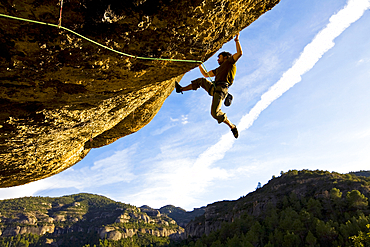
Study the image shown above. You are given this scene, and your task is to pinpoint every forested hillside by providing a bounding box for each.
[350,170,370,178]
[175,170,370,247]
[159,205,206,228]
[0,193,183,247]
[1,170,370,246]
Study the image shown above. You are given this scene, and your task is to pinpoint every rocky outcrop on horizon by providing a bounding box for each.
[0,0,280,188]
[0,193,184,243]
[159,204,206,228]
[184,170,370,239]
[1,170,369,246]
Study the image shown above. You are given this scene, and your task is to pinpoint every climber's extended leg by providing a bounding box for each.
[224,118,238,139]
[175,81,184,94]
[210,91,226,123]
[210,91,238,139]
[175,81,194,94]
[175,79,209,93]
[176,78,238,138]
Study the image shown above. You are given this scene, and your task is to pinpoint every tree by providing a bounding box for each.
[283,232,300,247]
[226,235,242,247]
[210,240,223,247]
[194,240,206,247]
[350,224,370,247]
[305,230,317,247]
[18,239,29,247]
[279,207,299,232]
[330,188,342,200]
[347,190,368,209]
[307,198,322,218]
[256,182,262,190]
[245,221,264,245]
[315,220,338,245]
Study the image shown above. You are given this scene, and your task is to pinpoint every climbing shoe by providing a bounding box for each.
[231,126,239,139]
[175,81,183,94]
[224,93,233,107]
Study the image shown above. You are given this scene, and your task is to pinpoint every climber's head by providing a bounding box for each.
[217,51,232,65]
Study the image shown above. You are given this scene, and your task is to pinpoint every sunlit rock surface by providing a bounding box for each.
[0,0,280,187]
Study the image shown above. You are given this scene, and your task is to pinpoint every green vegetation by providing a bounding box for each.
[0,233,41,247]
[350,170,370,178]
[0,232,170,247]
[0,193,182,247]
[159,206,205,227]
[1,170,370,246]
[170,169,370,247]
[82,234,170,247]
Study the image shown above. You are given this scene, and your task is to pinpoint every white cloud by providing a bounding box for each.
[181,115,189,125]
[123,155,231,209]
[0,146,137,199]
[115,133,233,209]
[170,117,180,122]
[2,0,369,211]
[357,58,370,65]
[0,179,51,200]
[149,0,370,206]
[124,0,370,209]
[151,115,189,136]
[238,0,370,132]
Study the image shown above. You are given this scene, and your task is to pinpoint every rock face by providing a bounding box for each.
[159,204,206,228]
[184,170,370,239]
[0,193,184,242]
[0,0,280,187]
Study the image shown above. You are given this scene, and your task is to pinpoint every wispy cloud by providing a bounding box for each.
[170,0,370,202]
[82,0,370,209]
[151,115,189,136]
[59,147,137,188]
[239,0,370,133]
[1,0,369,210]
[0,180,51,200]
[0,146,137,200]
[123,154,231,209]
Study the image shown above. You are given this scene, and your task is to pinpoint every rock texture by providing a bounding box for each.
[159,204,206,227]
[0,0,280,187]
[0,193,184,241]
[184,170,370,239]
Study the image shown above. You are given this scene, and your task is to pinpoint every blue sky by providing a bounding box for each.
[1,0,370,211]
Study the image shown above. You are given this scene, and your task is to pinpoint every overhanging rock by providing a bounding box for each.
[0,0,280,187]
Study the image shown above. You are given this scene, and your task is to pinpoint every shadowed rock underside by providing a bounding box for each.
[0,0,280,187]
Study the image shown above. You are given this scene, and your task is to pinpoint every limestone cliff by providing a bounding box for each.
[0,193,184,243]
[184,170,370,239]
[0,0,280,187]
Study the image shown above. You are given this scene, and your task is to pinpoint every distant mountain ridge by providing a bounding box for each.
[350,170,370,177]
[0,170,369,246]
[0,193,184,246]
[159,205,206,228]
[183,169,370,246]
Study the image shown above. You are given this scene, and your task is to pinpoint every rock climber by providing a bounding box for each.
[175,33,243,138]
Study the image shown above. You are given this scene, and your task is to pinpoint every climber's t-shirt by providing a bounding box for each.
[212,56,236,86]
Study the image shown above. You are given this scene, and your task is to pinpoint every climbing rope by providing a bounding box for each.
[0,13,215,83]
[0,13,203,63]
[58,0,64,28]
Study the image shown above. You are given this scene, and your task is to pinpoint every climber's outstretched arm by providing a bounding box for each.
[233,33,243,62]
[199,64,215,77]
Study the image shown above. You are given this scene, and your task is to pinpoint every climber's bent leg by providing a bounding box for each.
[176,78,211,93]
[191,78,213,94]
